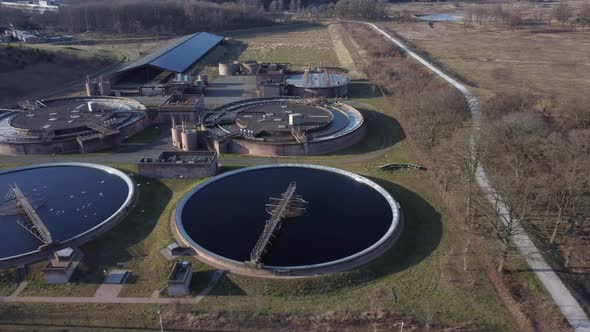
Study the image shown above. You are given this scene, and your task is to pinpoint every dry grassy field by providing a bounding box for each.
[227,24,340,69]
[384,1,590,101]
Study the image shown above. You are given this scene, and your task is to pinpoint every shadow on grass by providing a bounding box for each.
[327,108,405,156]
[121,125,161,145]
[73,177,172,284]
[186,270,247,296]
[259,178,442,296]
[219,165,246,173]
[347,81,383,99]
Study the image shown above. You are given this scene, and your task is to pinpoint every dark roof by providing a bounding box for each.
[116,32,223,74]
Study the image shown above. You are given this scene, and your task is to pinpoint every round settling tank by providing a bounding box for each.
[0,97,147,155]
[286,71,350,98]
[209,97,365,157]
[0,163,136,268]
[174,164,402,277]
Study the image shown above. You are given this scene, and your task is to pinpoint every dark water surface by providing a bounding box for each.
[0,166,129,259]
[180,167,394,266]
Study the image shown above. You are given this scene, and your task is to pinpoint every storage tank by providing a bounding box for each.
[242,61,259,75]
[218,61,240,76]
[181,129,198,151]
[171,126,182,149]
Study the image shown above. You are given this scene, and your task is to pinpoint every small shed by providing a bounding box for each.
[167,261,193,297]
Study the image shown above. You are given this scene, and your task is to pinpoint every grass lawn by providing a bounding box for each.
[0,270,17,296]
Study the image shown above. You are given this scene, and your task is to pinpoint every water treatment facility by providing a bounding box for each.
[0,97,148,155]
[172,164,402,278]
[1,7,582,330]
[202,97,365,156]
[0,163,136,269]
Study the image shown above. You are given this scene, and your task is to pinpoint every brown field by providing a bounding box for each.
[384,1,590,101]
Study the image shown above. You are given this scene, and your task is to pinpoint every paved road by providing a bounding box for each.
[359,21,589,332]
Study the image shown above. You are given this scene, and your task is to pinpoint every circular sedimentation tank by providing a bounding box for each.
[0,163,136,268]
[209,97,365,156]
[0,97,148,155]
[174,164,402,277]
[286,71,350,98]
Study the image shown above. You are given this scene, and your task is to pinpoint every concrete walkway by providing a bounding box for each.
[359,21,590,332]
[0,270,225,305]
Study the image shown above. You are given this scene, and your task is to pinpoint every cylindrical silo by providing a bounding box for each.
[181,130,198,151]
[171,126,182,149]
[218,61,240,76]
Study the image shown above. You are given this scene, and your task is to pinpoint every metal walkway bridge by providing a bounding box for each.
[250,182,307,265]
[6,184,53,245]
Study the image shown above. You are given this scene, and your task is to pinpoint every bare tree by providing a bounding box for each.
[542,133,588,244]
[553,1,573,26]
[475,111,546,273]
[439,128,487,270]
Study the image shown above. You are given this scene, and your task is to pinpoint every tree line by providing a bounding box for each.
[345,23,590,276]
[463,1,590,30]
[0,0,274,35]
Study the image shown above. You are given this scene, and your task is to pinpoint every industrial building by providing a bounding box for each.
[42,247,80,284]
[111,32,223,95]
[0,97,148,155]
[170,120,200,151]
[200,97,365,156]
[167,261,193,297]
[218,60,260,76]
[138,151,218,179]
[156,94,205,124]
[256,63,291,97]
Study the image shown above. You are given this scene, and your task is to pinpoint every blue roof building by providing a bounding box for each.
[112,32,224,87]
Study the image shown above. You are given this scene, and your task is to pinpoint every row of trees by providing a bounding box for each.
[462,2,590,30]
[0,0,274,35]
[346,23,590,274]
[474,94,590,269]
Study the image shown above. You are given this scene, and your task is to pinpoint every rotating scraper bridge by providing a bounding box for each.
[250,182,307,265]
[6,183,53,247]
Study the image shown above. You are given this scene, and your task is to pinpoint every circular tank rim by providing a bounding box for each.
[175,164,400,271]
[0,162,135,263]
[286,73,350,89]
[217,99,364,145]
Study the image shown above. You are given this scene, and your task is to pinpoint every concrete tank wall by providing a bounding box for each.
[219,62,240,76]
[242,61,259,75]
[286,84,348,98]
[224,121,366,157]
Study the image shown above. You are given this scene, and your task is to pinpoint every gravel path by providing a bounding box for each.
[360,21,589,332]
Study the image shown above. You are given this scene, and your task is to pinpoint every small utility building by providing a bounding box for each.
[111,32,224,91]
